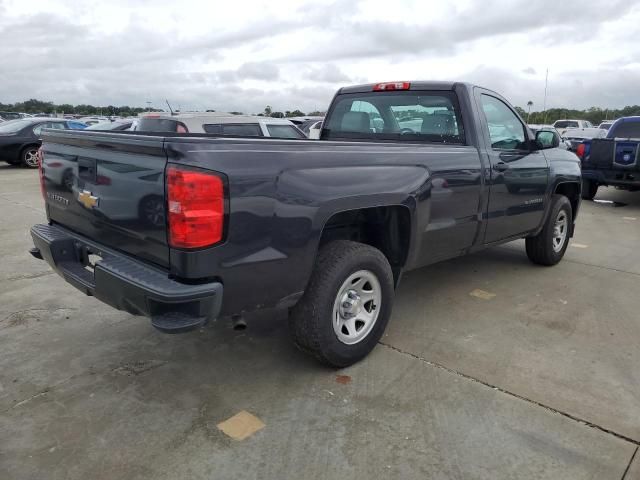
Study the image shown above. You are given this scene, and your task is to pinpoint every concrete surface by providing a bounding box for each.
[1,164,639,479]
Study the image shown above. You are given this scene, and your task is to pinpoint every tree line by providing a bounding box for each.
[4,98,637,124]
[0,99,325,118]
[514,104,640,126]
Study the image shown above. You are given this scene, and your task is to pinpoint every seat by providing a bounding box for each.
[421,114,454,136]
[341,112,371,133]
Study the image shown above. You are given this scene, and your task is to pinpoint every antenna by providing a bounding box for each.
[165,99,175,115]
[542,68,549,124]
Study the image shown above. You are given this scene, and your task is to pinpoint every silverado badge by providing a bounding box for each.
[78,190,99,209]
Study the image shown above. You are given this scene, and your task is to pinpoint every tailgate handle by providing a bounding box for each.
[78,157,97,182]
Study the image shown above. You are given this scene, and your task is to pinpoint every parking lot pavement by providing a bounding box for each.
[1,164,639,480]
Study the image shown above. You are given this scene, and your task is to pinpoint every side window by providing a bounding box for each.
[203,124,222,134]
[480,95,527,150]
[221,124,262,136]
[33,124,44,136]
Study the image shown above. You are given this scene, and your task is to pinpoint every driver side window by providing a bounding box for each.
[481,95,527,150]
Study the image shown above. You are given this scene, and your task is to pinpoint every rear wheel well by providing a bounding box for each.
[318,206,411,285]
[554,182,580,216]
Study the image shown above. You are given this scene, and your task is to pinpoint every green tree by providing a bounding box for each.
[270,111,284,118]
[264,105,272,116]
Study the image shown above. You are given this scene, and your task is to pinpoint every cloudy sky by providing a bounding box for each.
[1,0,639,113]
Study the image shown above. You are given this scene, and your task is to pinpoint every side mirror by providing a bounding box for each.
[535,130,559,149]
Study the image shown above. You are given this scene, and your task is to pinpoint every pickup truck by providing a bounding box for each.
[576,116,640,200]
[30,81,582,367]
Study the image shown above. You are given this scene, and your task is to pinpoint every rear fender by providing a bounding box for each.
[274,164,429,296]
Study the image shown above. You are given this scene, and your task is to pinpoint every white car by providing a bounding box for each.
[552,119,593,137]
[137,113,306,138]
[562,127,606,151]
[78,116,110,126]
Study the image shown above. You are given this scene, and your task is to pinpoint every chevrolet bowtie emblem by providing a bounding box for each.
[78,190,99,209]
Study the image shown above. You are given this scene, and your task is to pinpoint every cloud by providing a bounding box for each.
[302,64,352,83]
[1,0,639,112]
[237,62,280,80]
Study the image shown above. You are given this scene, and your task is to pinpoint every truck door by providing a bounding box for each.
[475,91,549,243]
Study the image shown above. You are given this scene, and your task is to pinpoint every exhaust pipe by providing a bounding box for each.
[231,314,247,331]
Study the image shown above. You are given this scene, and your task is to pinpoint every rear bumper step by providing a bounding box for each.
[30,224,223,333]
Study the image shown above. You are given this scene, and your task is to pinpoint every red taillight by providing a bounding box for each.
[48,161,63,168]
[576,143,586,159]
[373,82,410,91]
[167,166,225,249]
[37,148,45,200]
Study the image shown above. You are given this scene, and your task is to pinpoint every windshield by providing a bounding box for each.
[324,90,464,143]
[266,124,305,139]
[0,119,31,133]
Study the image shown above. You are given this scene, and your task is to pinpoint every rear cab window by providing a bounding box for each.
[324,90,465,144]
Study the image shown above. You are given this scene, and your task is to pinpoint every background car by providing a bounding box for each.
[297,119,324,137]
[0,118,82,167]
[529,126,572,150]
[552,119,593,137]
[598,121,614,131]
[136,113,306,138]
[562,127,606,151]
[86,120,134,131]
[0,111,23,121]
[78,116,110,126]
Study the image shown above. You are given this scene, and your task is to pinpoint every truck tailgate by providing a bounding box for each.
[40,131,169,268]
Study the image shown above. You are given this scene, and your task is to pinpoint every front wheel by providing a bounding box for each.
[526,195,572,266]
[289,240,395,368]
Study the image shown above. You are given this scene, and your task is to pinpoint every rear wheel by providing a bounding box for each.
[526,195,572,266]
[21,146,40,168]
[581,179,598,200]
[289,240,395,368]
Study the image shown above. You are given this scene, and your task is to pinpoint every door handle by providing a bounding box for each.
[494,162,510,172]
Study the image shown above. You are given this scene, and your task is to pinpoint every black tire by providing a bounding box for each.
[581,179,598,200]
[289,240,395,368]
[20,145,40,168]
[526,195,572,266]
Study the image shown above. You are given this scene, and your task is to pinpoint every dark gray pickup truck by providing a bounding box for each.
[31,81,581,367]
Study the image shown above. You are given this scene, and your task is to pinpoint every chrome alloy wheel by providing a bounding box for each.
[24,148,39,168]
[552,210,568,253]
[332,270,382,345]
